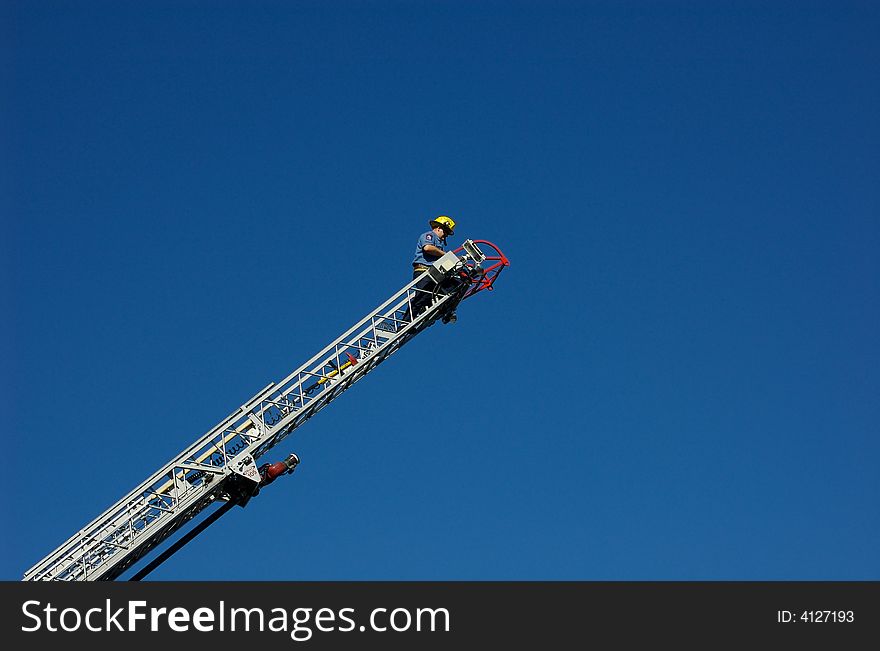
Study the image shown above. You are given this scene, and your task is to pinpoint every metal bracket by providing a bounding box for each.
[462,239,487,265]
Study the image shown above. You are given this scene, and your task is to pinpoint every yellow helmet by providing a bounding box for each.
[429,215,455,236]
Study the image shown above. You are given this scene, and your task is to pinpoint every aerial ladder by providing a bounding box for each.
[23,239,509,581]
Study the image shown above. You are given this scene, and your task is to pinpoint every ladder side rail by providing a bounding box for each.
[23,419,259,580]
[62,290,443,581]
[250,290,452,454]
[23,385,278,580]
[231,282,433,447]
[73,290,450,581]
[249,292,453,461]
[24,274,434,580]
[84,489,224,581]
[247,291,421,436]
[251,276,423,401]
[89,487,230,581]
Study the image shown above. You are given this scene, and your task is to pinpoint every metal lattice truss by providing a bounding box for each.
[23,240,508,581]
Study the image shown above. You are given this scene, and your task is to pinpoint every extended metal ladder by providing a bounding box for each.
[23,239,508,581]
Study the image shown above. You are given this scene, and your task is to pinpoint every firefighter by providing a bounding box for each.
[408,215,457,323]
[412,215,456,278]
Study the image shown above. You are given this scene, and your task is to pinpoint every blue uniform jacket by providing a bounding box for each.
[412,230,447,267]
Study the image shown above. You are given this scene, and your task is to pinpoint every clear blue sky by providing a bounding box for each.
[3,1,878,580]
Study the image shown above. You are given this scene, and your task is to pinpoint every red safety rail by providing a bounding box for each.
[453,240,510,300]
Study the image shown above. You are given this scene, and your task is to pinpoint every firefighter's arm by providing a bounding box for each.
[422,244,445,258]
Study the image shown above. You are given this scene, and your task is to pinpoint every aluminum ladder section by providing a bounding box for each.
[23,260,468,581]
